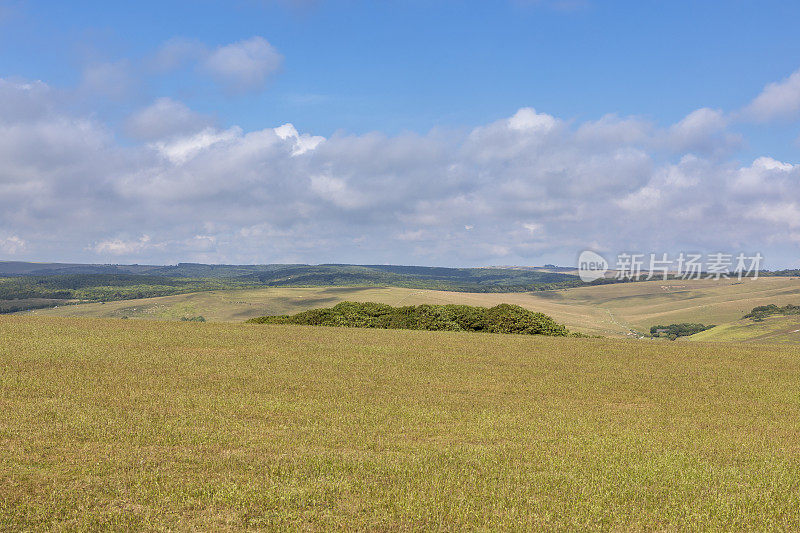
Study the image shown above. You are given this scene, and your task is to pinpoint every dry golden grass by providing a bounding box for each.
[2,316,800,530]
[580,277,800,332]
[689,314,800,343]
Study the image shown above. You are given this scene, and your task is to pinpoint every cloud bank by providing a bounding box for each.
[1,74,800,267]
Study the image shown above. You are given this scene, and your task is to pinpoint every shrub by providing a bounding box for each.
[649,323,715,339]
[486,304,568,336]
[248,301,570,337]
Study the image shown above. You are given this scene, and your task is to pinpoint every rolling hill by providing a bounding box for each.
[28,276,800,340]
[689,315,800,343]
[0,261,582,292]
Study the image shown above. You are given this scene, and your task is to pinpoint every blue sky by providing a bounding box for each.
[1,0,800,267]
[4,1,800,141]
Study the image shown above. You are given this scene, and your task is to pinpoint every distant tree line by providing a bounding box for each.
[248,301,582,337]
[0,275,251,313]
[0,275,245,301]
[0,298,64,313]
[762,269,800,277]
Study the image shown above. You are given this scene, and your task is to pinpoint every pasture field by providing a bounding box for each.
[2,316,800,530]
[564,277,800,334]
[689,315,800,343]
[27,276,800,340]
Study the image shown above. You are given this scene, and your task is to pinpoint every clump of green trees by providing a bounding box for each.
[248,301,575,336]
[649,323,715,340]
[743,304,800,321]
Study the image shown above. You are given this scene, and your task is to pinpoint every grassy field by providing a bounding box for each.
[564,277,800,334]
[689,315,800,343]
[27,277,800,340]
[3,316,800,529]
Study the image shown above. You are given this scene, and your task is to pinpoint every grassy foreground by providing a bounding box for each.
[2,317,800,530]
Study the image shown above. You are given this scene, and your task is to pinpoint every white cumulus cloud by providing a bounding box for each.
[93,235,156,256]
[743,68,800,122]
[201,37,283,93]
[153,127,241,164]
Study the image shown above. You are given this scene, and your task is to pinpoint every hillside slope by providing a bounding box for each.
[27,277,800,339]
[688,315,800,343]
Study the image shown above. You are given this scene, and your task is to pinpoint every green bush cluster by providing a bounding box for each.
[248,301,570,336]
[743,304,800,321]
[650,323,715,340]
